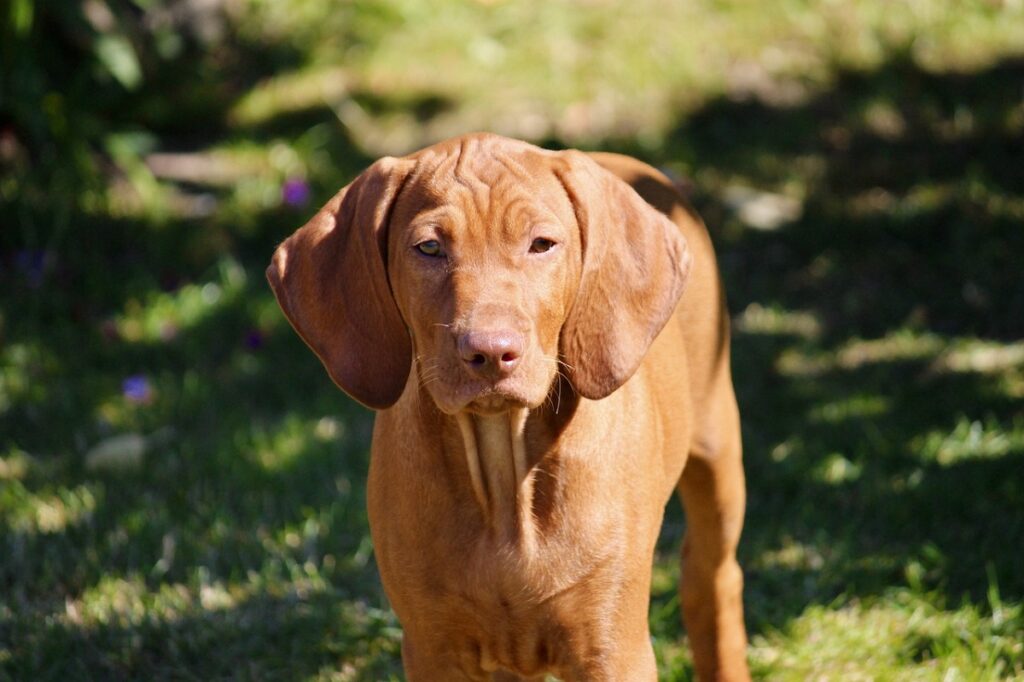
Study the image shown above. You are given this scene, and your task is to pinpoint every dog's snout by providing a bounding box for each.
[457,329,524,379]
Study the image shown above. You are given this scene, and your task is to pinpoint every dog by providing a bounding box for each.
[267,133,749,681]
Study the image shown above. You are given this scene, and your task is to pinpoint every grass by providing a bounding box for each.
[2,1,1024,679]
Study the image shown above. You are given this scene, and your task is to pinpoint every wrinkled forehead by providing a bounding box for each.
[391,139,575,232]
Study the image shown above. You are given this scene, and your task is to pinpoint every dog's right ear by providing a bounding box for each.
[555,151,692,400]
[266,157,416,410]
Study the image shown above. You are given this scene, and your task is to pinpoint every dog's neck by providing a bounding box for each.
[455,408,537,551]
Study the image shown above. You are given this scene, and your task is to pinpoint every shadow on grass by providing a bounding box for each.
[1,42,392,672]
[2,585,402,681]
[646,53,1024,649]
[1,271,394,678]
[675,53,1024,340]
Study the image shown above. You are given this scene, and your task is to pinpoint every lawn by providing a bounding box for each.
[2,1,1023,679]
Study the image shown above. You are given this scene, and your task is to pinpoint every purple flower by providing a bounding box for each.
[244,328,265,351]
[15,250,51,288]
[122,375,154,404]
[281,178,311,208]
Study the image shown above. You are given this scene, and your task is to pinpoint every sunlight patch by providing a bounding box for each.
[755,537,825,572]
[252,422,308,471]
[69,574,246,628]
[113,257,246,344]
[229,66,349,127]
[750,590,1024,680]
[722,186,804,231]
[0,449,31,481]
[735,303,821,339]
[930,340,1024,375]
[0,343,58,416]
[777,330,944,377]
[2,482,98,535]
[913,416,1024,467]
[814,452,863,485]
[836,333,944,370]
[250,415,344,472]
[808,394,890,424]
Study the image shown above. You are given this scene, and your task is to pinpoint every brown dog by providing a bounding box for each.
[267,133,749,681]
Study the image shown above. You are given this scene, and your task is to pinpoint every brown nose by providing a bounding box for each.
[458,329,524,380]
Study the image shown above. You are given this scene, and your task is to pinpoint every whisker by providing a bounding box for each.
[554,370,563,414]
[415,356,442,373]
[539,356,576,374]
[531,466,559,482]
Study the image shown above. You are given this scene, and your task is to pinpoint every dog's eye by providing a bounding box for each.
[529,238,555,254]
[416,240,443,257]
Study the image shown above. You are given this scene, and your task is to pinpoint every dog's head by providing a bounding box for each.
[267,133,691,414]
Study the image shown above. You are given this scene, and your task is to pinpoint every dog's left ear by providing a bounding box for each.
[555,152,692,400]
[266,157,416,409]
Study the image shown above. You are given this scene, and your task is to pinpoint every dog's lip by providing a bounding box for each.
[465,390,529,415]
[435,380,533,415]
[418,354,556,415]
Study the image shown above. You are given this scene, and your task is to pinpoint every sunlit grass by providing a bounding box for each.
[0,342,59,416]
[234,0,1024,154]
[248,414,348,472]
[114,257,248,343]
[913,416,1024,467]
[0,481,98,535]
[734,303,822,340]
[932,340,1024,376]
[808,394,890,425]
[229,66,350,127]
[777,329,947,377]
[750,589,1024,680]
[0,450,31,481]
[753,537,827,574]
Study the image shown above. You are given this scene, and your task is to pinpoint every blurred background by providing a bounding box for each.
[2,0,1023,679]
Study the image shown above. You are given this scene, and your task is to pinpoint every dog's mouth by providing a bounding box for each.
[425,373,541,416]
[415,347,559,416]
[465,389,530,416]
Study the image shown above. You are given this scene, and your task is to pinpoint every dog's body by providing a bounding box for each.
[268,134,749,680]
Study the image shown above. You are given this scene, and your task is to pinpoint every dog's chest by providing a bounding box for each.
[369,397,664,676]
[436,532,622,678]
[421,411,628,675]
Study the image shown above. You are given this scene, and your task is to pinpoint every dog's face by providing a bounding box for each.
[385,142,581,415]
[267,133,691,413]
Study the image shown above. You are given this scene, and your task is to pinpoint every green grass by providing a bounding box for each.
[3,1,1024,679]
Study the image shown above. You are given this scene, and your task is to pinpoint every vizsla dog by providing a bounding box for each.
[267,133,749,681]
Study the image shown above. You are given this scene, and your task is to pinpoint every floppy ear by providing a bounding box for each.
[266,157,415,409]
[555,152,692,400]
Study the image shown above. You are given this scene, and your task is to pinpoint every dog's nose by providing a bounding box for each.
[458,329,524,379]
